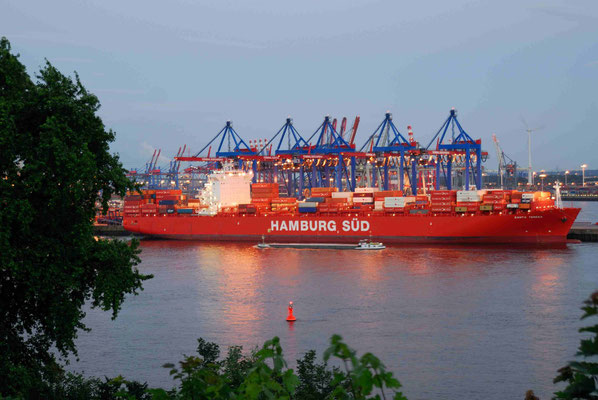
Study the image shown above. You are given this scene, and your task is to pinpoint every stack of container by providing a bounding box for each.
[413,195,430,208]
[251,197,272,212]
[310,187,338,198]
[251,183,279,200]
[298,201,318,213]
[330,191,353,205]
[373,190,402,210]
[430,190,455,213]
[508,191,526,209]
[123,194,144,216]
[482,190,510,211]
[456,190,482,212]
[158,197,177,214]
[511,191,522,201]
[140,203,158,214]
[238,204,257,214]
[187,198,202,211]
[220,205,238,215]
[383,196,413,212]
[271,198,297,213]
[155,189,182,202]
[353,188,374,209]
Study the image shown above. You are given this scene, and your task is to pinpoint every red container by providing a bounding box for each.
[374,190,403,198]
[327,198,348,204]
[353,192,374,198]
[430,201,452,206]
[456,202,480,206]
[252,198,272,204]
[141,204,158,213]
[431,207,452,212]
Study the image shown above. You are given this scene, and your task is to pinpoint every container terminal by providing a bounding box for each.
[94,109,593,242]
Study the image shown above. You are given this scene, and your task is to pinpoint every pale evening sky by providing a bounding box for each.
[2,0,597,171]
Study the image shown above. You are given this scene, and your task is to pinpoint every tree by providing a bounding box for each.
[554,291,598,399]
[149,335,407,400]
[0,37,151,398]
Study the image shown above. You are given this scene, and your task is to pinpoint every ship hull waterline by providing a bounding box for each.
[123,207,580,245]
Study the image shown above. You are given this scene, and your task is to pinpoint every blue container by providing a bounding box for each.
[306,197,325,203]
[177,208,194,214]
[298,207,317,213]
[159,200,177,205]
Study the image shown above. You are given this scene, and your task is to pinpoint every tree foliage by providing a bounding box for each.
[149,335,406,400]
[554,291,598,399]
[0,37,151,398]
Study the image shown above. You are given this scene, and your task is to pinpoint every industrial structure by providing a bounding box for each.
[131,109,491,197]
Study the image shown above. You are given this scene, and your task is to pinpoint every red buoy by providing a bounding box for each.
[286,301,296,322]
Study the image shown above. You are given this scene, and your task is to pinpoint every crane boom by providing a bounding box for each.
[492,133,505,188]
[349,116,360,145]
[340,117,347,138]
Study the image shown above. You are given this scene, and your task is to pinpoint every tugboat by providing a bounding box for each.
[354,239,386,250]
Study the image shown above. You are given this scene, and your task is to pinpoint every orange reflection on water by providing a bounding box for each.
[529,250,568,304]
[198,244,266,339]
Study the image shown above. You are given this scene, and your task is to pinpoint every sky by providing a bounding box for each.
[2,0,597,172]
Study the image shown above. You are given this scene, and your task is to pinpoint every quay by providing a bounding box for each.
[568,222,598,242]
[562,194,598,202]
[93,224,136,237]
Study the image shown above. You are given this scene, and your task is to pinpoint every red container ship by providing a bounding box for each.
[122,169,580,244]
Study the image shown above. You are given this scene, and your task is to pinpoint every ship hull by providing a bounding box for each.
[123,207,580,244]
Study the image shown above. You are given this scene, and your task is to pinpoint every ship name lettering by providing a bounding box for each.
[269,220,370,233]
[341,220,370,232]
[270,220,338,232]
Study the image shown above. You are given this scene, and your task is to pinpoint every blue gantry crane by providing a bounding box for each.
[194,120,257,158]
[303,115,356,191]
[426,108,482,190]
[361,112,419,193]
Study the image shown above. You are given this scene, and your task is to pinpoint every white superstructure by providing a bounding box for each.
[198,163,253,214]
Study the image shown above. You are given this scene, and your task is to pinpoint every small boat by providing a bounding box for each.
[255,239,385,250]
[354,239,386,250]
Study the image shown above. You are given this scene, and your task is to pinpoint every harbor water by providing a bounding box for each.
[72,202,598,400]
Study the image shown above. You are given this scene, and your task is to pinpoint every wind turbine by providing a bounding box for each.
[521,118,544,186]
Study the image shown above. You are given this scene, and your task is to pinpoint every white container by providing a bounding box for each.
[374,200,384,210]
[353,197,374,203]
[332,192,353,198]
[522,193,535,199]
[384,196,403,202]
[355,187,377,193]
[299,202,318,208]
[457,190,481,202]
[506,203,519,209]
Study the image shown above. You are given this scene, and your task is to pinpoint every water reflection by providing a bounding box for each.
[72,239,594,400]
